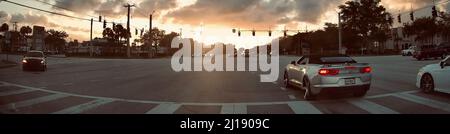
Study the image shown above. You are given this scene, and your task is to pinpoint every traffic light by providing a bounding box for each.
[432,6,438,18]
[141,28,144,36]
[103,20,107,29]
[268,31,272,37]
[284,30,287,37]
[135,28,138,35]
[397,14,402,23]
[410,12,414,21]
[112,22,116,28]
[252,30,256,36]
[232,29,236,33]
[238,31,241,37]
[99,16,102,22]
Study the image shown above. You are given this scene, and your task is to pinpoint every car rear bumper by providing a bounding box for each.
[313,84,371,95]
[310,74,372,95]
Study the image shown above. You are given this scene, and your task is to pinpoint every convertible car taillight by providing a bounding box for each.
[360,67,372,73]
[319,68,340,76]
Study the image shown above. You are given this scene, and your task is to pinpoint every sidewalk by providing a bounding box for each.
[0,60,18,69]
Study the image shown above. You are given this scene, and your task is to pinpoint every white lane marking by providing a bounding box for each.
[288,95,296,100]
[52,99,113,114]
[365,90,419,99]
[0,89,34,96]
[146,103,182,114]
[348,99,399,114]
[220,104,247,114]
[280,87,287,91]
[392,93,450,112]
[62,83,73,86]
[287,101,322,114]
[0,81,425,107]
[220,105,234,114]
[0,94,68,110]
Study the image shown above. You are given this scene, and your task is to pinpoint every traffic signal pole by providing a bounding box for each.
[90,18,93,57]
[338,12,343,54]
[124,4,135,58]
[149,13,153,58]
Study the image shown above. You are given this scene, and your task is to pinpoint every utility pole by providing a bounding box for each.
[13,22,18,31]
[90,18,93,57]
[148,10,154,58]
[338,12,343,54]
[124,4,135,58]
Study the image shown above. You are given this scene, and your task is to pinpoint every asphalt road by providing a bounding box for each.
[0,54,449,114]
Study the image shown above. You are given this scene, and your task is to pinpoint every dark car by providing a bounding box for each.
[22,51,47,71]
[413,45,446,61]
[438,42,450,57]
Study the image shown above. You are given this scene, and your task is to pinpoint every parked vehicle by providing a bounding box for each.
[417,56,450,94]
[402,46,416,56]
[413,45,446,60]
[284,54,372,100]
[437,42,450,57]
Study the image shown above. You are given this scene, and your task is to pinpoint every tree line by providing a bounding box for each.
[282,0,450,55]
[0,23,68,53]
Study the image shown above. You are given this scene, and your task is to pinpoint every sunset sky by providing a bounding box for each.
[0,0,448,48]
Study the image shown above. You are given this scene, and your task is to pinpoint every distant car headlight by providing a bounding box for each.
[22,59,27,63]
[41,60,45,64]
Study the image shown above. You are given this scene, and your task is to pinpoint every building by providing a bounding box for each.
[32,26,46,51]
[385,27,449,51]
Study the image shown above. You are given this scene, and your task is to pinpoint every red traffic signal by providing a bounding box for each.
[103,20,107,29]
[432,6,438,18]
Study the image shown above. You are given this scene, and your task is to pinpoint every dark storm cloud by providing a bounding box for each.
[53,0,102,13]
[165,0,292,28]
[95,0,127,17]
[134,0,178,18]
[165,0,347,28]
[293,0,344,23]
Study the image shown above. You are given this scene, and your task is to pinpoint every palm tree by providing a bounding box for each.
[403,17,438,45]
[19,26,32,37]
[0,23,8,32]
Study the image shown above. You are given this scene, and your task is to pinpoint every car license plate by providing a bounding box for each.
[345,78,356,85]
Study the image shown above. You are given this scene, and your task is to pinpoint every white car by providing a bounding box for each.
[416,56,450,93]
[402,46,416,56]
[284,54,372,100]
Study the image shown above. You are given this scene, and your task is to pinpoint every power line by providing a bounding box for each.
[2,0,91,21]
[394,0,450,16]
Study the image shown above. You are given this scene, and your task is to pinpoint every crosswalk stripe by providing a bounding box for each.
[52,99,114,114]
[348,99,399,114]
[0,94,68,110]
[146,103,182,114]
[220,104,247,114]
[0,89,34,96]
[287,101,322,114]
[393,93,450,112]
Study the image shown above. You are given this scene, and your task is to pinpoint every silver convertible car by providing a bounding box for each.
[284,54,372,100]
